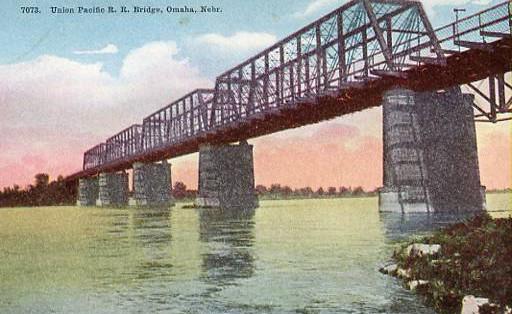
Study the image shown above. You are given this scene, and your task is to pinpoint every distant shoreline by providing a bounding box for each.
[0,189,510,209]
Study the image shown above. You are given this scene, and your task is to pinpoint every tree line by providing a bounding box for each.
[0,176,378,207]
[255,184,378,199]
[170,182,378,201]
[0,174,77,208]
[4,175,509,207]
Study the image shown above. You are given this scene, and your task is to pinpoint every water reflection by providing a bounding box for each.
[130,208,173,280]
[89,209,130,243]
[198,207,256,287]
[380,212,478,241]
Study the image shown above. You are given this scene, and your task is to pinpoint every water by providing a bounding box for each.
[0,195,510,313]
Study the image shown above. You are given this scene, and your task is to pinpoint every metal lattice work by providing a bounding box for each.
[213,0,444,123]
[141,89,215,151]
[75,0,512,175]
[437,1,512,122]
[435,2,512,54]
[83,143,107,170]
[105,124,143,163]
[465,74,512,123]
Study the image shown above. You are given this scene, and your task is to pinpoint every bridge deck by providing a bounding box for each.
[67,36,511,181]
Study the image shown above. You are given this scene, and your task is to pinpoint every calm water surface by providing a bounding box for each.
[0,194,510,313]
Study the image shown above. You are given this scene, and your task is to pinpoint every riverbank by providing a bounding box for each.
[382,214,512,313]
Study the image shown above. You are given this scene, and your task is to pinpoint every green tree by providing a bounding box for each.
[255,185,268,195]
[172,181,188,199]
[34,173,49,188]
[352,186,365,196]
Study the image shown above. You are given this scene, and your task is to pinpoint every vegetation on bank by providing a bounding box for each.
[390,214,512,313]
[0,177,380,207]
[0,174,77,207]
[486,188,512,194]
[168,183,378,203]
[255,184,377,199]
[1,174,511,207]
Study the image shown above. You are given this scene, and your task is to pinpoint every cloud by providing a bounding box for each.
[194,31,277,55]
[293,0,340,18]
[293,0,492,18]
[0,41,211,188]
[73,43,119,55]
[420,0,492,15]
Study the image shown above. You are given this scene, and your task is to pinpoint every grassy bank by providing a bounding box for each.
[390,214,512,313]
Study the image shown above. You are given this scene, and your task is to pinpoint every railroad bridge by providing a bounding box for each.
[68,0,512,213]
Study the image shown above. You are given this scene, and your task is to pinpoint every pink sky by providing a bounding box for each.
[1,110,510,191]
[0,45,510,191]
[171,116,512,191]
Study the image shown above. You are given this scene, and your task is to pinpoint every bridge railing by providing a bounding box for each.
[212,0,443,127]
[83,143,107,170]
[434,1,511,53]
[80,0,512,172]
[141,89,215,152]
[81,0,445,170]
[104,124,143,164]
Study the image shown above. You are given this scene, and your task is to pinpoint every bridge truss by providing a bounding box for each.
[75,0,512,178]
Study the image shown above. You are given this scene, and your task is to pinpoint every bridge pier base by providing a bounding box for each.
[133,161,174,207]
[195,141,258,209]
[78,177,98,206]
[379,87,485,214]
[98,172,129,207]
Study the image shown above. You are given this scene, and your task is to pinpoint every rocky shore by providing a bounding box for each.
[380,214,512,314]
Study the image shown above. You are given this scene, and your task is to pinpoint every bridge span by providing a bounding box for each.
[69,0,511,212]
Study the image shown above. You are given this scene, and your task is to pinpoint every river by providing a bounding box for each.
[0,194,510,313]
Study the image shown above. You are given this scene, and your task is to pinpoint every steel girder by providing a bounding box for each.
[83,143,107,171]
[80,0,512,172]
[141,89,215,152]
[434,1,511,54]
[443,2,512,122]
[105,124,143,163]
[213,0,444,122]
[82,89,215,170]
[466,74,512,123]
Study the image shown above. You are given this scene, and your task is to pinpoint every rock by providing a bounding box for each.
[461,295,490,314]
[396,267,411,279]
[379,263,398,275]
[405,243,441,257]
[408,280,429,291]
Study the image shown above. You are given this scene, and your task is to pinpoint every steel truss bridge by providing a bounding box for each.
[68,0,512,180]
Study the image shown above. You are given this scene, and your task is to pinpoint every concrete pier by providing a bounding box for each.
[133,161,174,207]
[78,177,98,206]
[98,172,129,207]
[379,87,485,213]
[196,141,258,209]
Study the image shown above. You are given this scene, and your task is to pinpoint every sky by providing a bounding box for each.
[0,0,510,191]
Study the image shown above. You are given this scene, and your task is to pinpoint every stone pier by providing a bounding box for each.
[379,87,485,213]
[196,141,258,209]
[98,172,129,207]
[78,177,98,206]
[133,161,174,207]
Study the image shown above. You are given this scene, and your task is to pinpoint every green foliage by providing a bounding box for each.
[0,173,77,207]
[393,214,512,313]
[172,181,197,200]
[256,184,377,200]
